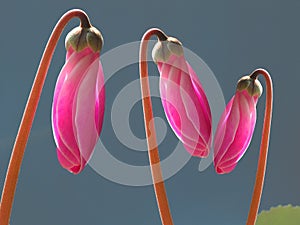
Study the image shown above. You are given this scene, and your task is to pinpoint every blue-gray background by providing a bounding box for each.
[0,0,299,224]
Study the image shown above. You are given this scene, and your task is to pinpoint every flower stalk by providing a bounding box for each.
[0,9,92,225]
[246,68,273,225]
[139,28,174,225]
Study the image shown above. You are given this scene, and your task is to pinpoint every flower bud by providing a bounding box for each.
[52,26,105,174]
[153,38,212,157]
[213,76,263,174]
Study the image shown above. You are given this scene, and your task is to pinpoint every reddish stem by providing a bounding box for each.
[0,9,91,225]
[139,28,174,225]
[246,68,273,225]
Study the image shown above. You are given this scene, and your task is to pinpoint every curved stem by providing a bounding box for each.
[246,68,273,225]
[139,28,174,225]
[0,9,91,225]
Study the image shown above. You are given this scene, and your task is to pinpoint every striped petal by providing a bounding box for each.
[158,55,212,157]
[213,89,258,174]
[52,47,105,174]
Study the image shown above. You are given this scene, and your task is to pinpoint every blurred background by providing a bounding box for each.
[0,0,299,224]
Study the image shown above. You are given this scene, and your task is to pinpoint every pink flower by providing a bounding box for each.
[213,76,262,174]
[52,27,105,174]
[153,38,212,157]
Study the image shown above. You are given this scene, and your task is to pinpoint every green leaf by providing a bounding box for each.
[256,205,300,225]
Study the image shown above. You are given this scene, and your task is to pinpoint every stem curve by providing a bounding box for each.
[246,68,273,225]
[139,28,174,225]
[0,9,91,225]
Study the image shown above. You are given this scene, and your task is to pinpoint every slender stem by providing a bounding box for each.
[246,68,273,225]
[0,9,91,225]
[139,28,174,225]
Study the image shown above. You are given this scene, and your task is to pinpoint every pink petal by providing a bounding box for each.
[52,47,104,174]
[158,55,212,157]
[52,49,95,165]
[57,149,80,173]
[214,90,258,174]
[187,63,212,126]
[73,59,104,171]
[94,61,105,135]
[56,53,97,157]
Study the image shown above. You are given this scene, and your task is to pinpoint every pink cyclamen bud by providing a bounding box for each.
[152,37,212,157]
[213,76,263,174]
[52,26,105,174]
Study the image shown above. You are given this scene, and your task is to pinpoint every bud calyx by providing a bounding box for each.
[152,37,184,63]
[237,76,263,97]
[65,26,103,52]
